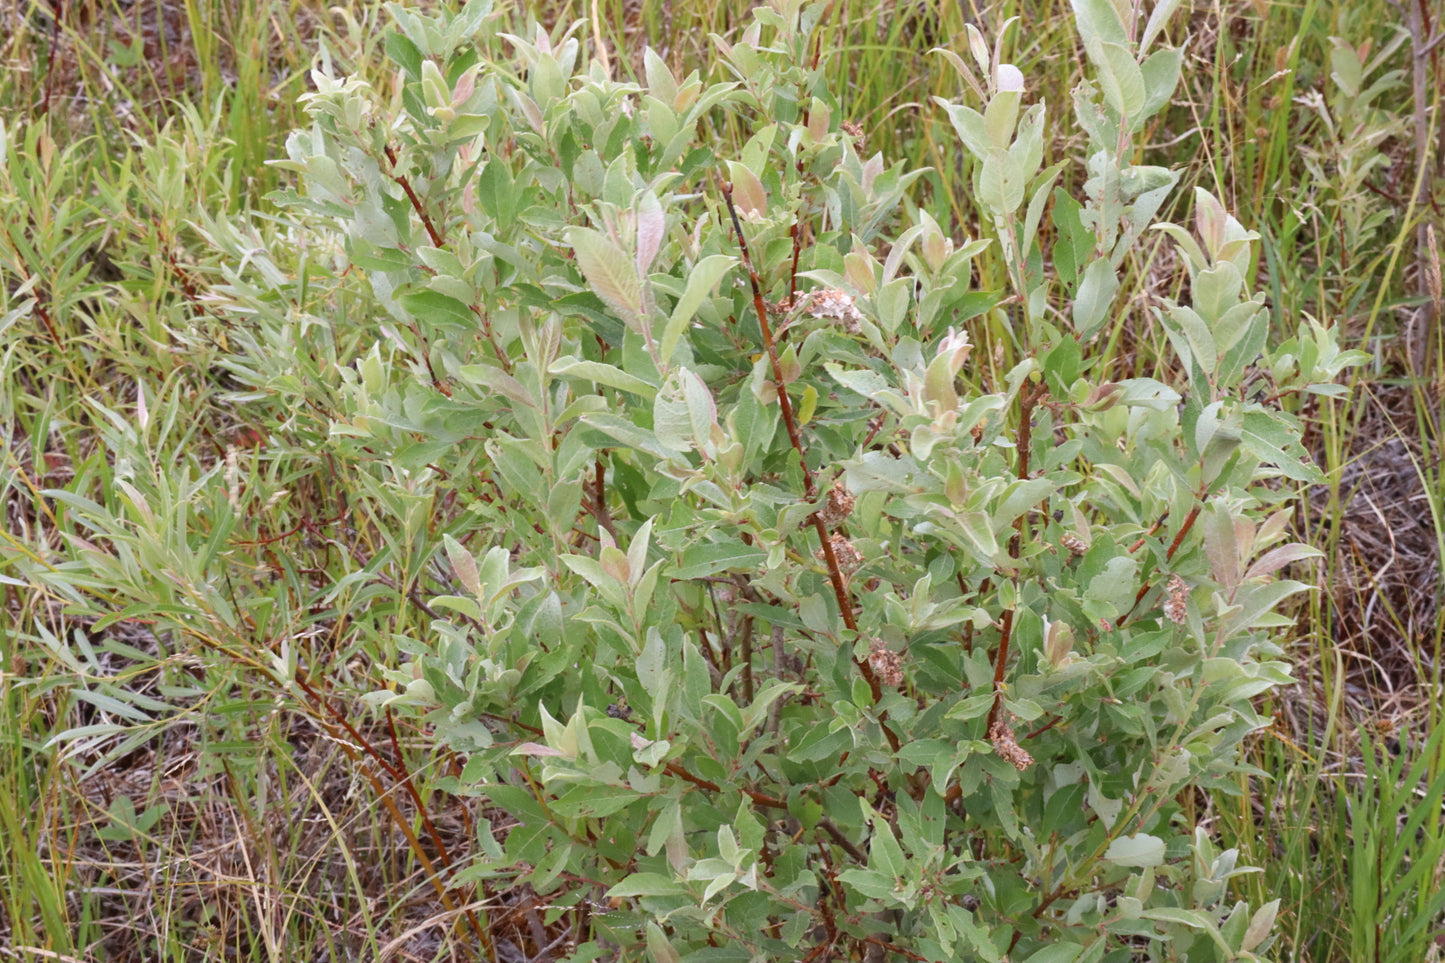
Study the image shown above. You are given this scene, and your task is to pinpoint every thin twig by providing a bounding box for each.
[721,182,817,500]
[988,383,1042,733]
[817,816,867,864]
[290,674,490,956]
[384,144,445,248]
[721,182,899,752]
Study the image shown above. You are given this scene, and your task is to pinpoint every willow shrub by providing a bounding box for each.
[206,0,1363,959]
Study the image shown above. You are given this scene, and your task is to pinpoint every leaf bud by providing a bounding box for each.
[1082,382,1122,411]
[935,326,973,377]
[1046,620,1076,666]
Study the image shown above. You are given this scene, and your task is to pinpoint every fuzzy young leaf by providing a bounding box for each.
[567,226,644,324]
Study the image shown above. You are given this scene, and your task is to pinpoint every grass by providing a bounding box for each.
[1,0,1442,959]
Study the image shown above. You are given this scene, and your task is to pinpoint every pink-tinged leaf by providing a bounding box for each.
[725,160,767,218]
[451,63,481,106]
[567,226,643,323]
[1256,507,1292,547]
[1194,187,1227,261]
[444,534,480,597]
[635,197,666,276]
[777,345,802,385]
[862,152,883,195]
[512,742,565,757]
[1233,514,1256,571]
[1201,506,1239,589]
[845,241,878,295]
[807,97,829,142]
[1242,899,1281,953]
[599,544,631,585]
[1244,543,1322,581]
[506,87,544,134]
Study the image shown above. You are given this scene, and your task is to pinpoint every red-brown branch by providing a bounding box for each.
[988,384,1043,733]
[722,182,899,752]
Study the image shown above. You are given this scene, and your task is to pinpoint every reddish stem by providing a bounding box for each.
[721,183,816,500]
[722,183,899,752]
[1118,495,1206,626]
[290,674,488,955]
[988,384,1042,732]
[384,144,445,248]
[1127,511,1170,553]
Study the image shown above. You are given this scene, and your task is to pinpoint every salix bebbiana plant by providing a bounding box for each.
[201,0,1364,958]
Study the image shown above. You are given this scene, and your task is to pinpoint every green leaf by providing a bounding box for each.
[398,289,474,328]
[1104,379,1178,413]
[673,543,767,579]
[645,922,681,963]
[953,510,1001,562]
[1140,906,1219,933]
[994,477,1058,531]
[1138,47,1183,123]
[661,254,735,363]
[979,147,1026,214]
[476,158,517,230]
[935,100,989,161]
[1240,408,1321,482]
[637,625,668,703]
[431,594,482,620]
[1023,163,1067,258]
[1242,898,1280,952]
[1092,41,1146,119]
[1086,555,1137,616]
[866,810,906,878]
[983,90,1021,149]
[385,29,424,79]
[951,904,1004,963]
[645,799,685,861]
[1072,257,1118,339]
[1139,0,1184,53]
[837,868,897,901]
[1193,262,1243,322]
[550,358,658,399]
[654,367,717,454]
[1218,579,1313,637]
[530,835,573,892]
[1104,833,1166,867]
[458,364,540,409]
[1162,303,1217,374]
[1071,0,1128,45]
[643,47,677,105]
[1022,944,1084,963]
